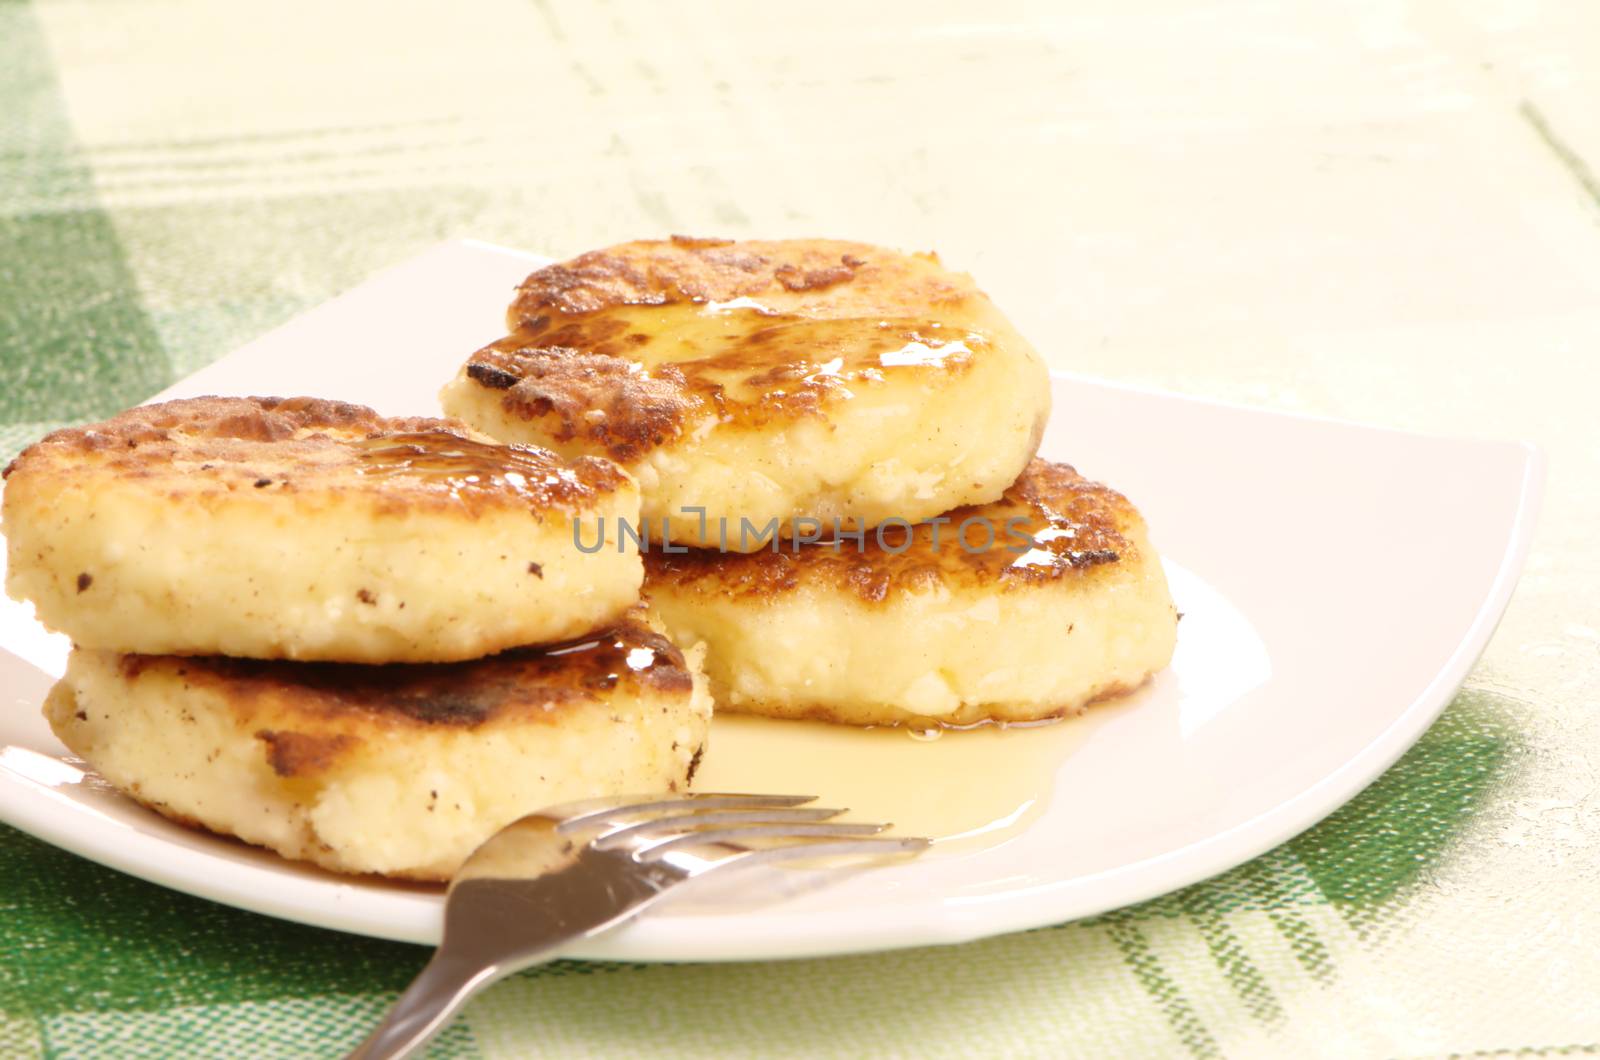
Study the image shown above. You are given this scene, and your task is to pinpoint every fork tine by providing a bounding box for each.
[555,793,817,830]
[635,820,892,859]
[590,807,848,849]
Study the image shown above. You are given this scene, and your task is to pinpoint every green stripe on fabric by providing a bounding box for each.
[1180,907,1286,1029]
[1289,689,1521,932]
[0,826,433,1016]
[1262,907,1337,987]
[1520,102,1600,214]
[1076,846,1324,942]
[0,0,169,428]
[1105,919,1221,1059]
[1233,857,1338,987]
[41,995,478,1059]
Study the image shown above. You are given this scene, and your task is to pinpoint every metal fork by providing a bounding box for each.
[347,793,928,1059]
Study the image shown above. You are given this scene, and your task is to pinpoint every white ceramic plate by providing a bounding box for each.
[0,241,1542,961]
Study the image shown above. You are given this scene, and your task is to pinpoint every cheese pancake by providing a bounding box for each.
[645,460,1178,727]
[440,237,1050,550]
[44,609,712,880]
[2,396,640,662]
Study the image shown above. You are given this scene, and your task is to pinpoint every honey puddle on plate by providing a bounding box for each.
[691,712,1104,853]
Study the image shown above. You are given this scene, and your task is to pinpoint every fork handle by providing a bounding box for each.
[346,953,507,1060]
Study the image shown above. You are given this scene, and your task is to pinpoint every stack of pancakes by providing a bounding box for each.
[443,237,1179,729]
[3,236,1178,880]
[2,398,711,879]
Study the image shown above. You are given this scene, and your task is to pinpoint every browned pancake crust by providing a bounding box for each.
[112,609,692,781]
[645,460,1140,604]
[3,396,629,516]
[460,237,996,463]
[507,236,964,319]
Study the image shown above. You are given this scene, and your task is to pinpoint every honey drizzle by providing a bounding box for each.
[691,709,1115,854]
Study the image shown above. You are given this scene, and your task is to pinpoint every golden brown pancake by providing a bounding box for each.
[2,396,642,662]
[45,608,712,880]
[645,460,1179,727]
[440,237,1051,550]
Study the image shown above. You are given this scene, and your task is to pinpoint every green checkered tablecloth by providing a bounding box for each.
[3,2,1597,1057]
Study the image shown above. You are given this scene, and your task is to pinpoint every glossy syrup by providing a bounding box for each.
[347,430,614,505]
[691,710,1113,854]
[351,431,559,481]
[490,300,991,417]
